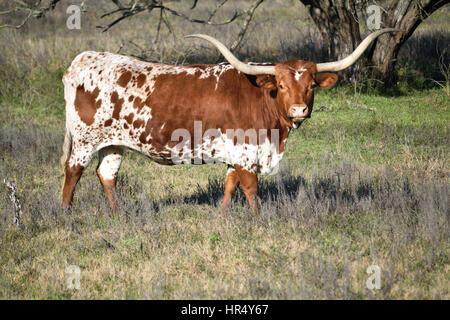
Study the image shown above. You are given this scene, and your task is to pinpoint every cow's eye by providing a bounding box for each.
[279,83,285,89]
[311,82,317,89]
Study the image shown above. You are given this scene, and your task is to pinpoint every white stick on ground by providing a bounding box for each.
[3,178,23,227]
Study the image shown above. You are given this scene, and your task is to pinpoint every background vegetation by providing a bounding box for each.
[0,0,448,299]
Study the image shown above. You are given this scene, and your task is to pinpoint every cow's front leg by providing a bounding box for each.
[221,166,240,214]
[235,165,259,213]
[97,146,123,212]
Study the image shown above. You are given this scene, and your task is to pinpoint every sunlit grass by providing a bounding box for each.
[0,1,448,300]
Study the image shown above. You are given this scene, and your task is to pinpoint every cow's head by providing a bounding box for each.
[186,29,399,128]
[254,61,337,128]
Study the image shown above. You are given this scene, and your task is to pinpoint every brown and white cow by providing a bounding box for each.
[61,29,398,213]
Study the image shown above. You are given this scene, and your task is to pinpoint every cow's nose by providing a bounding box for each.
[294,105,308,114]
[288,104,308,119]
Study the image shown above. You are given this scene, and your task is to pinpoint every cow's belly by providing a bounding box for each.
[75,113,284,174]
[157,133,284,175]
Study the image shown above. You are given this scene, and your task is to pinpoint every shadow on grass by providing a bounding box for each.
[147,168,393,211]
[180,174,307,206]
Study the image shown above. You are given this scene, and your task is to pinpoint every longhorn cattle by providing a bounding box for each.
[61,29,398,213]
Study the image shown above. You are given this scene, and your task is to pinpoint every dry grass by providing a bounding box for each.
[0,0,449,300]
[0,99,448,299]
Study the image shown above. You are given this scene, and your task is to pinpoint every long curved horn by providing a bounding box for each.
[185,34,276,75]
[316,28,401,72]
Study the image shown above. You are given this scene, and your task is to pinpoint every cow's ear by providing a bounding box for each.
[256,75,276,90]
[315,73,338,88]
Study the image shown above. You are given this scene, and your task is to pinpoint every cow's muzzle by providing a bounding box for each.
[287,104,310,123]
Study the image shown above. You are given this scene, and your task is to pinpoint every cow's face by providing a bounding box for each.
[258,61,337,128]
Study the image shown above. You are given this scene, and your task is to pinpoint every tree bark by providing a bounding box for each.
[300,0,449,87]
[301,0,364,81]
[368,0,449,87]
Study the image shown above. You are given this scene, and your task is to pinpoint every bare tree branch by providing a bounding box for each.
[161,6,175,41]
[206,0,229,23]
[0,0,265,55]
[230,0,265,52]
[0,9,33,29]
[0,9,18,15]
[162,5,238,25]
[153,7,164,44]
[98,0,240,32]
[0,0,268,55]
[0,0,63,29]
[190,0,199,10]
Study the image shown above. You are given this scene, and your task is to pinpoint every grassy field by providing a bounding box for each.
[0,1,449,299]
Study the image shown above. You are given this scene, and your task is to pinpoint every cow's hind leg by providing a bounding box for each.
[97,146,123,212]
[221,166,240,215]
[234,165,259,214]
[61,146,95,209]
[61,164,85,209]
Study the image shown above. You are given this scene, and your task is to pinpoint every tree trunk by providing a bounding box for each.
[301,0,363,81]
[368,0,449,87]
[300,0,449,87]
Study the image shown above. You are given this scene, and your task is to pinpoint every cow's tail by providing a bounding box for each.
[60,127,72,176]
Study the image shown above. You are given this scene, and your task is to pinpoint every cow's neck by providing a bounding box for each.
[260,88,291,154]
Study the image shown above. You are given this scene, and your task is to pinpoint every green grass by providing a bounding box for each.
[0,0,448,300]
[0,86,448,299]
[287,88,449,168]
